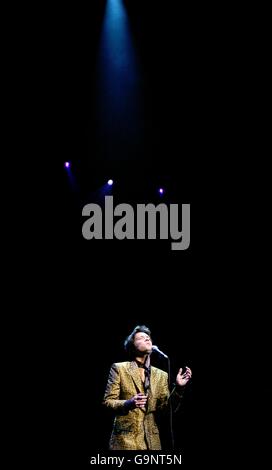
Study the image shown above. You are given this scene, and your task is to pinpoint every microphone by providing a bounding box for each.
[152,345,168,358]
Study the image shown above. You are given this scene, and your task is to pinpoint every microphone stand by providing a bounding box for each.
[153,346,175,450]
[167,356,175,451]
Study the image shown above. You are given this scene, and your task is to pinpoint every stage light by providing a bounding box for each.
[97,0,142,160]
[159,188,164,195]
[65,162,70,168]
[107,179,114,186]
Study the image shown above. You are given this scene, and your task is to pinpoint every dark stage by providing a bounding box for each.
[24,1,271,468]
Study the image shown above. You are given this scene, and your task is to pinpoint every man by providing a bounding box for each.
[103,325,192,450]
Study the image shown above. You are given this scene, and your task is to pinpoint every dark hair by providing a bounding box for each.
[124,325,151,358]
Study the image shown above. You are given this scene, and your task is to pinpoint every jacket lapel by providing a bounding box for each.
[145,366,156,413]
[128,361,143,393]
[149,366,156,397]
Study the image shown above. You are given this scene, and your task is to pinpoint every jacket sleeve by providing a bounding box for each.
[157,372,184,413]
[102,363,130,415]
[156,371,170,410]
[170,385,184,413]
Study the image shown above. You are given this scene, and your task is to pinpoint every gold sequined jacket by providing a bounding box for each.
[103,361,183,450]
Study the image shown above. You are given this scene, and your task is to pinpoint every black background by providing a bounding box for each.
[17,1,270,468]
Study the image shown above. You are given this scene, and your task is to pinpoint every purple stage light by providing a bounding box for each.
[65,162,70,168]
[108,179,114,186]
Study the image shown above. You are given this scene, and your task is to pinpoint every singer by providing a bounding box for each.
[102,325,192,450]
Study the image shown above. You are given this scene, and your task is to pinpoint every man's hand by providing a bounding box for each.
[176,367,192,387]
[126,393,148,410]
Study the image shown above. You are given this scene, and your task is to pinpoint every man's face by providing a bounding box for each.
[133,332,153,355]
